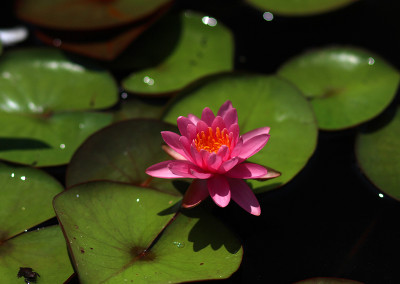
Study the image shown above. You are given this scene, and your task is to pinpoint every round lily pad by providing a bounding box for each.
[246,0,356,16]
[278,47,400,130]
[16,0,173,30]
[0,162,63,239]
[66,119,184,197]
[163,73,318,193]
[356,106,400,201]
[53,181,242,283]
[0,226,74,284]
[122,11,234,95]
[0,48,118,166]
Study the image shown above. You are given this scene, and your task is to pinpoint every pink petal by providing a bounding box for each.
[211,116,226,132]
[230,137,243,157]
[255,166,281,180]
[207,175,231,207]
[216,145,229,161]
[167,161,196,178]
[219,157,239,173]
[228,123,240,146]
[228,178,261,216]
[190,145,204,168]
[241,127,270,143]
[217,100,233,117]
[207,153,222,172]
[196,120,209,134]
[182,179,209,208]
[190,169,213,179]
[223,108,238,128]
[201,107,215,126]
[237,134,270,160]
[177,116,194,137]
[146,161,182,178]
[186,123,197,141]
[179,136,195,163]
[162,145,186,160]
[226,163,268,179]
[187,114,200,125]
[161,131,186,158]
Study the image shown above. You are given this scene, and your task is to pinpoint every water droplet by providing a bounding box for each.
[79,123,85,129]
[136,198,140,202]
[10,173,14,178]
[202,16,217,27]
[76,194,80,198]
[173,241,185,248]
[53,38,62,47]
[378,193,384,198]
[263,12,274,21]
[20,176,26,181]
[121,92,128,99]
[21,207,25,210]
[60,144,66,149]
[143,76,155,86]
[368,57,375,65]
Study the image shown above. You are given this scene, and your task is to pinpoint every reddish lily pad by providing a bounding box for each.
[163,73,318,193]
[0,48,117,166]
[278,47,399,130]
[122,11,234,95]
[246,0,357,16]
[16,0,173,31]
[66,119,183,196]
[34,5,169,61]
[356,106,400,201]
[53,181,243,283]
[0,226,74,284]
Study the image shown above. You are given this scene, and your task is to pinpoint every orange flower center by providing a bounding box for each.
[194,127,231,153]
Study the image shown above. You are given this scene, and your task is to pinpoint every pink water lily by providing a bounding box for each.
[146,101,278,216]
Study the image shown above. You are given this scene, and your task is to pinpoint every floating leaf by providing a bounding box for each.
[113,97,166,122]
[0,162,63,239]
[122,11,234,95]
[356,106,400,201]
[16,0,173,30]
[53,181,242,283]
[66,119,183,197]
[0,226,74,284]
[0,48,117,166]
[34,6,169,61]
[246,0,357,16]
[163,74,318,193]
[278,47,399,130]
[0,163,72,283]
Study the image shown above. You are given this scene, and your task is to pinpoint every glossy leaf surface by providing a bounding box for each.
[0,48,117,166]
[246,0,356,16]
[0,226,74,284]
[122,12,233,95]
[66,119,183,196]
[356,106,400,201]
[53,181,242,283]
[0,163,63,239]
[278,47,399,130]
[163,74,318,193]
[16,0,173,30]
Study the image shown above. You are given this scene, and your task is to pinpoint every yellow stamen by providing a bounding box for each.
[194,127,231,153]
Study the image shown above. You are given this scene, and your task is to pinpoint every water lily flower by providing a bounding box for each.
[146,101,278,216]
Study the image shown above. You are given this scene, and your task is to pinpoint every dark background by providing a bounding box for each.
[1,0,400,283]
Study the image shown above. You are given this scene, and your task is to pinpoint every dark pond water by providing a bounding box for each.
[1,0,400,283]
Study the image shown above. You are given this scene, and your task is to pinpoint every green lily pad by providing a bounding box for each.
[16,0,173,30]
[246,0,356,16]
[66,119,183,197]
[122,11,234,95]
[0,48,118,166]
[0,226,74,284]
[53,181,242,283]
[113,97,166,122]
[278,47,400,130]
[163,73,318,193]
[356,106,400,201]
[0,162,63,239]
